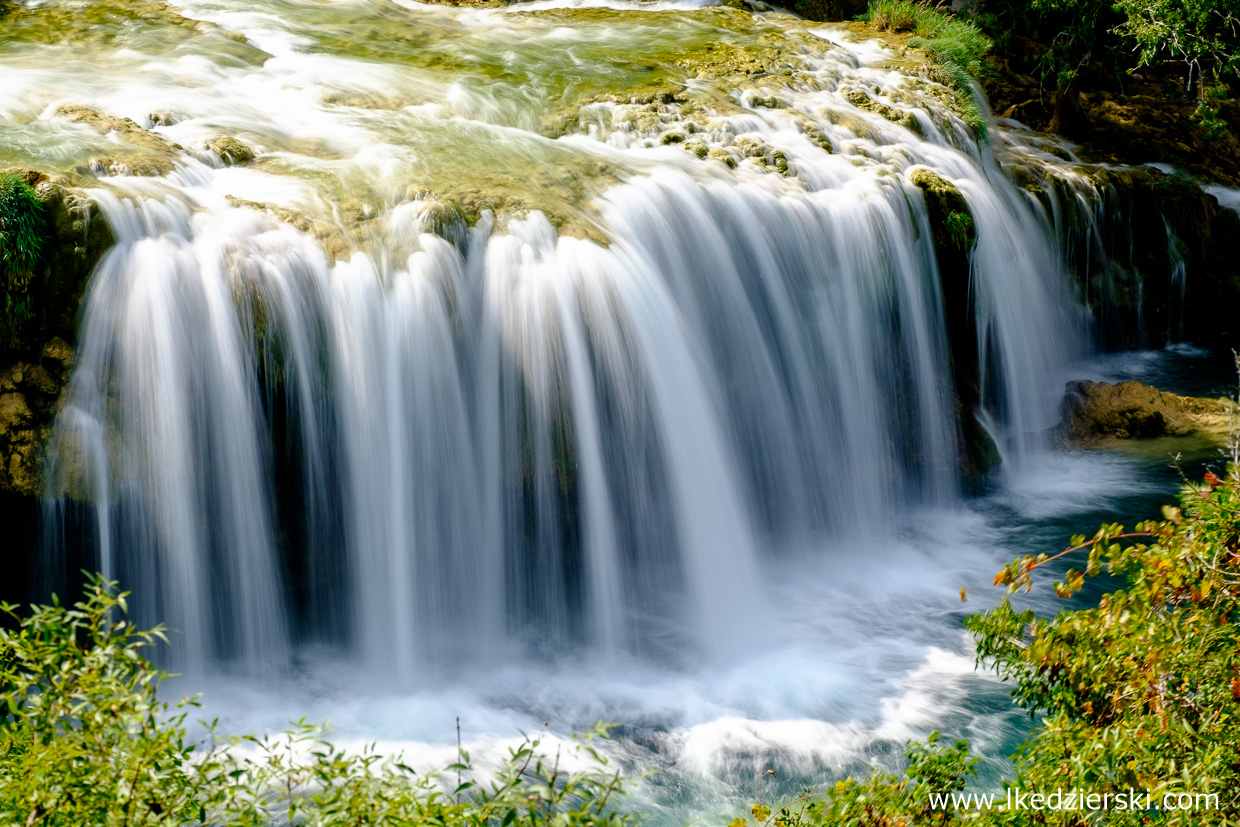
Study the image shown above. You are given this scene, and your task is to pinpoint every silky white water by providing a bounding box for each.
[0,0,1183,816]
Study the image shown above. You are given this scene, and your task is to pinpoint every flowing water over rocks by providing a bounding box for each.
[3,0,1238,818]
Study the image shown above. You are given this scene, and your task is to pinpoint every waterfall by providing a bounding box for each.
[26,0,1091,680]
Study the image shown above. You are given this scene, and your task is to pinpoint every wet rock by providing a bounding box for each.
[206,136,256,166]
[796,118,834,152]
[57,104,181,176]
[88,155,176,177]
[1059,380,1233,444]
[750,95,789,109]
[147,110,181,127]
[908,168,976,253]
[726,136,794,176]
[707,147,738,168]
[0,392,32,430]
[0,388,42,496]
[41,337,75,368]
[845,88,923,135]
[224,196,354,262]
[1032,164,1240,348]
[682,140,710,159]
[419,200,469,250]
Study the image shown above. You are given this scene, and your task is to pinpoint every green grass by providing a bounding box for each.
[860,0,992,138]
[0,172,42,278]
[0,172,44,345]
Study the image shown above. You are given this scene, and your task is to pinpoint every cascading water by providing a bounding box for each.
[2,0,1166,812]
[19,0,1085,665]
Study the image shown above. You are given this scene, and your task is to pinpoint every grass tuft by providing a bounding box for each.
[860,0,991,138]
[0,172,45,345]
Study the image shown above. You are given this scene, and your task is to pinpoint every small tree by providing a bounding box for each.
[0,577,208,827]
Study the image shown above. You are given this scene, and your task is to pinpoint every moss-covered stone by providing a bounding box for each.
[908,167,975,252]
[0,169,113,496]
[845,88,924,135]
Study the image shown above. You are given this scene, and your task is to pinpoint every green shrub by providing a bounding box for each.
[971,474,1240,824]
[0,577,207,826]
[0,577,644,827]
[971,0,1237,136]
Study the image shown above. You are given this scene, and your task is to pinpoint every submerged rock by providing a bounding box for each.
[1059,380,1233,445]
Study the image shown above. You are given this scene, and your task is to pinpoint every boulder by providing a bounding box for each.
[1059,380,1233,444]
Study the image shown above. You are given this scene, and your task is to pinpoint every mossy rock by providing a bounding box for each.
[908,167,975,252]
[56,105,182,177]
[0,169,114,496]
[1,169,114,350]
[845,89,924,135]
[419,200,470,250]
[1060,380,1233,446]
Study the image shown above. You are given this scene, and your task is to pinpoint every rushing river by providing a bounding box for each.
[3,0,1234,821]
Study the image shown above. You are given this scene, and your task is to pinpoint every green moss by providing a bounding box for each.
[797,119,835,152]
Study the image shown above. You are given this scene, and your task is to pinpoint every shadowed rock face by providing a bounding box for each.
[1059,380,1234,445]
[984,53,1240,188]
[0,169,113,496]
[1003,159,1240,350]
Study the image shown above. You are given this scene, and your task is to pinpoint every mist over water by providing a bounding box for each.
[2,0,1222,818]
